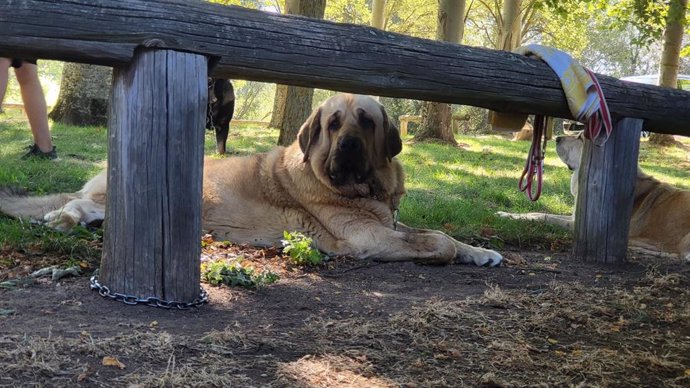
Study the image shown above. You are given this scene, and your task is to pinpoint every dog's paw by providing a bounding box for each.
[456,246,503,267]
[472,248,503,267]
[44,209,80,232]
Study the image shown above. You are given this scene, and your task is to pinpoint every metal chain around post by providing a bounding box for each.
[90,273,208,309]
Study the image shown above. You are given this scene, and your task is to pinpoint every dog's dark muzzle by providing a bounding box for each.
[328,136,370,185]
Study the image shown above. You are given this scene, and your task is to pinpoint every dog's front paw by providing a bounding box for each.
[496,211,516,219]
[44,209,80,232]
[457,246,503,267]
[473,248,503,267]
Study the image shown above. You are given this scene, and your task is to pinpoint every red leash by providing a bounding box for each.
[583,68,613,144]
[519,115,547,201]
[518,69,612,201]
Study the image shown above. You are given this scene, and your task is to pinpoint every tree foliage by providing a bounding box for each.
[325,0,370,24]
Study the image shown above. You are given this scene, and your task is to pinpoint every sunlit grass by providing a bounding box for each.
[397,134,577,247]
[638,137,690,189]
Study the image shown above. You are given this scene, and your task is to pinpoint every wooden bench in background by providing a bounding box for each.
[399,114,469,136]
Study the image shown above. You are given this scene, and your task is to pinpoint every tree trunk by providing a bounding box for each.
[268,0,298,130]
[277,86,314,145]
[272,0,326,145]
[269,84,287,128]
[649,0,687,146]
[414,0,465,144]
[49,62,111,126]
[499,0,522,51]
[490,0,523,135]
[372,0,386,29]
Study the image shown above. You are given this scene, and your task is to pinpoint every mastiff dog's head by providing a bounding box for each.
[298,94,403,191]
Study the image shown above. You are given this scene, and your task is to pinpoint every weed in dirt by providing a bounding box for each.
[201,258,279,288]
[281,231,326,266]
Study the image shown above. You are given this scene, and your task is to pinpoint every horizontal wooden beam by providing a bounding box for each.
[1,0,689,135]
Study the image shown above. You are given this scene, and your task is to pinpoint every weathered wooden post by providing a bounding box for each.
[99,47,207,305]
[573,118,643,263]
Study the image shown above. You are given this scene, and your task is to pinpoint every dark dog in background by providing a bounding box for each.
[206,78,235,155]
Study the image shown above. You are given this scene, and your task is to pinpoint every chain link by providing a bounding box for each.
[90,275,208,310]
[207,78,217,131]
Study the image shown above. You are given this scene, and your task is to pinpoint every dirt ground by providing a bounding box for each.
[1,239,689,387]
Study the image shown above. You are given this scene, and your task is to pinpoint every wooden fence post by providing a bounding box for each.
[100,48,207,303]
[573,117,643,264]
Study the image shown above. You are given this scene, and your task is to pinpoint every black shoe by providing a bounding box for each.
[22,144,58,160]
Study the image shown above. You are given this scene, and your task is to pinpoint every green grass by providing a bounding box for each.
[1,108,689,259]
[398,135,577,249]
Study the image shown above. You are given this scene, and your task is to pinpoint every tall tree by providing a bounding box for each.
[49,63,111,126]
[414,0,465,144]
[272,0,327,146]
[372,0,386,29]
[659,0,688,86]
[269,0,299,130]
[488,0,523,134]
[499,0,522,50]
[649,0,688,145]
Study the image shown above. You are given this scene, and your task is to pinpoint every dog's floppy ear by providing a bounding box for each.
[380,105,402,162]
[298,107,322,162]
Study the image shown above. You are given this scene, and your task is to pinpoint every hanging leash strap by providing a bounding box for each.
[502,45,615,201]
[581,68,613,145]
[518,68,612,202]
[518,115,547,201]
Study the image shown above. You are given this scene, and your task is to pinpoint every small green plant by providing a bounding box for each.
[281,231,325,266]
[201,259,279,288]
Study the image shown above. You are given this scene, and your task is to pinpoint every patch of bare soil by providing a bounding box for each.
[1,242,689,387]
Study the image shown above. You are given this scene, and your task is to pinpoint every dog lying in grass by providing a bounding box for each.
[498,133,690,261]
[0,94,503,267]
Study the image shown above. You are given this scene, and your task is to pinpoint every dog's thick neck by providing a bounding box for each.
[570,166,647,203]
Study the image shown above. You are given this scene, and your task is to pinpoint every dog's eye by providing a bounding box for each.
[328,115,340,131]
[359,115,375,130]
[357,109,375,130]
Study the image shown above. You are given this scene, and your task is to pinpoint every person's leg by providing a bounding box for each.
[0,58,11,112]
[14,61,53,153]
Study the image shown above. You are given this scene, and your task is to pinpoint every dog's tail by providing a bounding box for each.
[0,187,77,221]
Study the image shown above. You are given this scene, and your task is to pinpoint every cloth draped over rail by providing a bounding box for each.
[492,44,613,201]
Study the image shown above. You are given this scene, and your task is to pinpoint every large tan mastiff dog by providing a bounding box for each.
[0,94,502,266]
[498,133,690,261]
